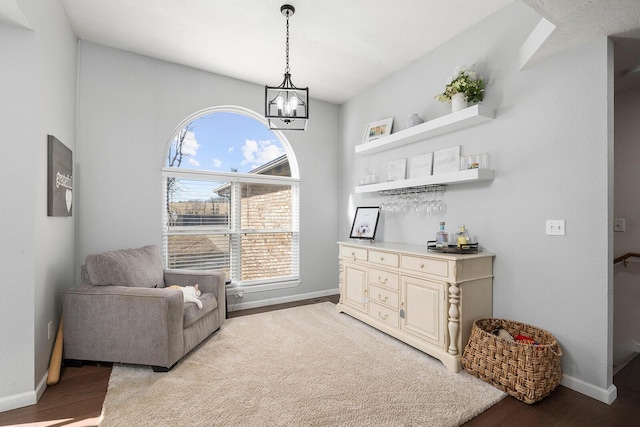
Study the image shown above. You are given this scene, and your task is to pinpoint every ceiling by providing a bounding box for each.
[48,1,640,102]
[522,0,640,93]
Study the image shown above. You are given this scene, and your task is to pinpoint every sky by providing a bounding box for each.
[168,111,286,173]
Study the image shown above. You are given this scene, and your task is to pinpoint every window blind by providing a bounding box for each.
[162,172,299,286]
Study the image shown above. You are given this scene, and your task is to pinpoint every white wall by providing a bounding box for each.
[613,85,640,366]
[0,20,37,412]
[0,0,77,412]
[340,2,614,402]
[76,42,340,309]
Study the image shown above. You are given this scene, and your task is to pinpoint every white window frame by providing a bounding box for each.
[161,107,300,292]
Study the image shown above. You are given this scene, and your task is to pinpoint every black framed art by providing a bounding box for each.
[349,207,380,240]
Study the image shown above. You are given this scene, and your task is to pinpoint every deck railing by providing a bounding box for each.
[614,253,640,268]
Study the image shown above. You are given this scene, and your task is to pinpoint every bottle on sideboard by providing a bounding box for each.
[455,224,470,248]
[435,221,449,248]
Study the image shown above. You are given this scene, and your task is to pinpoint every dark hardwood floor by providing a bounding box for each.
[1,296,638,427]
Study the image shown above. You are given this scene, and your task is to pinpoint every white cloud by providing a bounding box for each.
[241,139,258,161]
[212,158,222,168]
[241,139,285,169]
[228,146,234,154]
[180,130,200,157]
[188,158,200,167]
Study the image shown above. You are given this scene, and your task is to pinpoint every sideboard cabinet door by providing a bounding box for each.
[342,262,368,313]
[401,275,446,349]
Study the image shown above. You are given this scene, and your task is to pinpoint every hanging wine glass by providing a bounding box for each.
[427,189,438,216]
[420,190,431,215]
[435,188,447,216]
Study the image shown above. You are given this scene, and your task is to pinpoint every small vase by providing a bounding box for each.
[451,93,468,112]
[406,114,424,128]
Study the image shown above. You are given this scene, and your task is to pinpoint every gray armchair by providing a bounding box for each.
[62,245,225,371]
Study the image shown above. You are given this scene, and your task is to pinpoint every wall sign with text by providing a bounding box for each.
[47,135,73,217]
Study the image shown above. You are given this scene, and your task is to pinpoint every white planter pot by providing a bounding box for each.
[451,92,468,112]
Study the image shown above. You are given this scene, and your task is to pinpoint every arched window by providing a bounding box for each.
[162,106,300,288]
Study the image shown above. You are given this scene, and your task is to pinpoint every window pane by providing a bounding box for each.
[240,183,291,230]
[166,112,291,177]
[167,234,231,275]
[241,233,294,281]
[167,178,230,230]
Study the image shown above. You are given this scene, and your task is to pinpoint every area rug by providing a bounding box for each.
[100,302,505,426]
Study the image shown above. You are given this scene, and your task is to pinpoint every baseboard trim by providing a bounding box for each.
[560,374,618,404]
[228,288,339,312]
[0,389,37,414]
[613,341,640,374]
[0,372,48,413]
[36,372,47,402]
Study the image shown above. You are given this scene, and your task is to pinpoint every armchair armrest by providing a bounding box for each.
[163,269,226,321]
[63,285,184,368]
[163,269,225,296]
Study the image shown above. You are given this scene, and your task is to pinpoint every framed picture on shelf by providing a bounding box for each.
[363,117,393,142]
[387,158,407,181]
[410,152,433,178]
[349,207,380,240]
[433,145,461,175]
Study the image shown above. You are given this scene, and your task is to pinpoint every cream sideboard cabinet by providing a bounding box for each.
[337,241,494,373]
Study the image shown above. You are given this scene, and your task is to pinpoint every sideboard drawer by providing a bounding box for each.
[401,255,449,277]
[369,250,399,268]
[369,268,399,290]
[340,246,368,261]
[369,284,399,309]
[369,301,400,329]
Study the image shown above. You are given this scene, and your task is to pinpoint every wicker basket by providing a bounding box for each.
[462,318,563,404]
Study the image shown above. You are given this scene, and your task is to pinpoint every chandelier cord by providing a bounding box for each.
[285,12,290,74]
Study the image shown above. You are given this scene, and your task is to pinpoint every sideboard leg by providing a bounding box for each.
[448,282,460,355]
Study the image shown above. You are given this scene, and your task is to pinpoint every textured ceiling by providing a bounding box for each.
[60,0,514,104]
[32,0,640,102]
[520,0,640,91]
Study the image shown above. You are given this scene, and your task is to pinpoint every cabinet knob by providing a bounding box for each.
[380,256,384,261]
[351,252,356,261]
[378,276,388,284]
[378,294,388,303]
[378,312,388,321]
[419,263,425,268]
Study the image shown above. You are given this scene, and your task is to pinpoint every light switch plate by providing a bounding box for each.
[546,220,565,236]
[614,218,626,232]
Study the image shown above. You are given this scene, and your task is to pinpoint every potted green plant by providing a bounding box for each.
[435,65,486,112]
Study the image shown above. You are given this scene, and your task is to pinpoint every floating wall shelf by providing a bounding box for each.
[354,168,495,194]
[355,104,495,155]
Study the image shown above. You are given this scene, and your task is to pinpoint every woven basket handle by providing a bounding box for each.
[549,344,562,357]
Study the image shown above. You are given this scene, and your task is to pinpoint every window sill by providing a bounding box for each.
[226,279,302,295]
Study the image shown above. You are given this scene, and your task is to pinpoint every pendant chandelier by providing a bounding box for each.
[265,4,309,131]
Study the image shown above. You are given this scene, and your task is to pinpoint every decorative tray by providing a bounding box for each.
[426,241,479,254]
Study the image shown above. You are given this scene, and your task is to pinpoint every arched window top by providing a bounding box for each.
[161,106,300,288]
[165,106,299,179]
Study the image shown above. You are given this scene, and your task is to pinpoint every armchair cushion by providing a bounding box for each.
[86,245,164,288]
[182,292,219,328]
